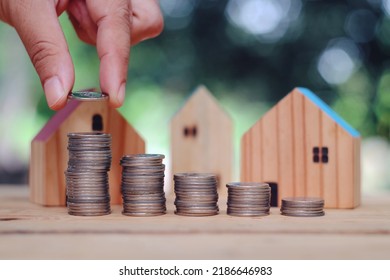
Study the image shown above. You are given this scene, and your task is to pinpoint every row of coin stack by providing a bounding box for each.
[65,132,324,217]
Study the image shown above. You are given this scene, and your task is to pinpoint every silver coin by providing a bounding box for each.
[175,175,216,179]
[281,211,325,217]
[227,210,270,217]
[227,182,270,188]
[281,206,324,211]
[282,197,324,205]
[122,212,166,217]
[174,211,218,217]
[68,132,110,138]
[68,90,108,101]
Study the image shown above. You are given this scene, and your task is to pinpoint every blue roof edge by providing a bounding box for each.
[297,87,360,138]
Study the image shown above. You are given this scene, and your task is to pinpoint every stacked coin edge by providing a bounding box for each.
[174,173,219,216]
[65,132,112,216]
[280,197,325,217]
[226,182,271,217]
[120,154,166,216]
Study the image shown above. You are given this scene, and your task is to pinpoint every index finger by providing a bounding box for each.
[86,0,131,108]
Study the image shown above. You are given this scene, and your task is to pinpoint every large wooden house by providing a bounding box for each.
[30,99,145,206]
[241,87,361,208]
[171,85,233,194]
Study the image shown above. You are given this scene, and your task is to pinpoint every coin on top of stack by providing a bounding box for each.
[280,197,325,217]
[226,182,271,217]
[120,154,166,216]
[65,132,112,216]
[174,173,219,216]
[68,90,108,101]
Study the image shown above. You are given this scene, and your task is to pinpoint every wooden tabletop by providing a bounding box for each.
[0,185,389,260]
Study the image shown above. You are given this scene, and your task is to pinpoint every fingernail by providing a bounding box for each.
[117,83,126,105]
[44,76,65,109]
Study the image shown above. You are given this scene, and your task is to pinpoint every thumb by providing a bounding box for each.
[10,1,74,110]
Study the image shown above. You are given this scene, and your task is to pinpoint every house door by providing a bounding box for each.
[267,182,278,207]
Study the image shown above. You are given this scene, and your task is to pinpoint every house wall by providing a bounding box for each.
[171,87,233,195]
[241,88,360,208]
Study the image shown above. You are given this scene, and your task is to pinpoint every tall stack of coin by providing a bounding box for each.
[120,154,166,216]
[226,182,271,217]
[280,197,325,217]
[65,132,112,216]
[174,173,219,216]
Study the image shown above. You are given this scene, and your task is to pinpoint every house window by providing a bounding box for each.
[313,147,320,163]
[312,146,329,163]
[183,125,197,138]
[92,114,103,131]
[321,147,329,163]
[184,127,190,137]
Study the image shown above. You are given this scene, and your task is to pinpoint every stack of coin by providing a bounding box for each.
[280,197,325,217]
[120,154,166,216]
[65,132,112,216]
[174,173,219,216]
[226,182,271,217]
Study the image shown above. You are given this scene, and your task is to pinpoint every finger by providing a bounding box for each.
[86,0,131,108]
[131,0,164,45]
[66,0,163,47]
[10,0,74,110]
[67,0,97,45]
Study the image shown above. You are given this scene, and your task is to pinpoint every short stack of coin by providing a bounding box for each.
[120,154,166,216]
[174,173,219,216]
[226,182,271,217]
[65,132,112,216]
[280,197,325,217]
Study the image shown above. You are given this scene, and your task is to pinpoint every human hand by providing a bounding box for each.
[0,0,163,110]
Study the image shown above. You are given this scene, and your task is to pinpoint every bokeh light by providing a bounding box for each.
[382,0,390,17]
[225,0,302,42]
[362,137,390,193]
[317,38,361,85]
[345,9,377,43]
[160,0,196,30]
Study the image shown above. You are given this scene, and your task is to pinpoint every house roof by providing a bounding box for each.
[171,85,232,120]
[298,87,360,138]
[33,100,80,141]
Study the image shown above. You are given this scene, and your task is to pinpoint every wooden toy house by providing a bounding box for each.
[241,87,361,208]
[30,99,145,206]
[171,85,233,194]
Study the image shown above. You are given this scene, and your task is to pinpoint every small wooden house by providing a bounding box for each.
[241,87,360,208]
[171,85,233,194]
[30,99,145,206]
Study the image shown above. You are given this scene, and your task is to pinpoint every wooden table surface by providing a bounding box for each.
[0,185,389,260]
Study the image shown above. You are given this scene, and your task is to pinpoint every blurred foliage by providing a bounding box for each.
[1,0,390,184]
[27,0,390,142]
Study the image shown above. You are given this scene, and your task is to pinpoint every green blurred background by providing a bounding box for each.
[0,0,389,192]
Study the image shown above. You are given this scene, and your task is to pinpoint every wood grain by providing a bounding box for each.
[277,93,294,202]
[336,127,360,208]
[321,113,338,208]
[303,96,322,198]
[0,186,389,259]
[261,107,279,183]
[291,90,306,197]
